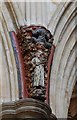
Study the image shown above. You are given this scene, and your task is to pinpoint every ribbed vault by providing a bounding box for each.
[48,2,76,118]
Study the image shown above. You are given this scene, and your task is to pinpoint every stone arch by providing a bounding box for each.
[0,1,76,118]
[0,2,26,103]
[48,2,76,118]
[0,1,57,103]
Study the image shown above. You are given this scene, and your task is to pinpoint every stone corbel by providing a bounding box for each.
[16,25,54,103]
[1,98,57,119]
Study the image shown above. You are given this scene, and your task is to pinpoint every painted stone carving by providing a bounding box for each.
[32,28,52,49]
[31,56,44,87]
[17,25,53,102]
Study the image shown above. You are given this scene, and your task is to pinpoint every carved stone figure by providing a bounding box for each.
[32,28,52,49]
[17,25,53,102]
[31,56,44,87]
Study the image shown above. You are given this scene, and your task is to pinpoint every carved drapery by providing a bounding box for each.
[16,25,54,102]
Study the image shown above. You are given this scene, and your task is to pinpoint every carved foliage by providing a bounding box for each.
[17,25,53,102]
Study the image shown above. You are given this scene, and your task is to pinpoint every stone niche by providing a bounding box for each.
[1,98,57,120]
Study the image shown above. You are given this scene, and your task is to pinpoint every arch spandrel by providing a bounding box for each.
[0,1,76,119]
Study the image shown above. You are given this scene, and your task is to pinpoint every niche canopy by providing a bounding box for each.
[17,25,54,102]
